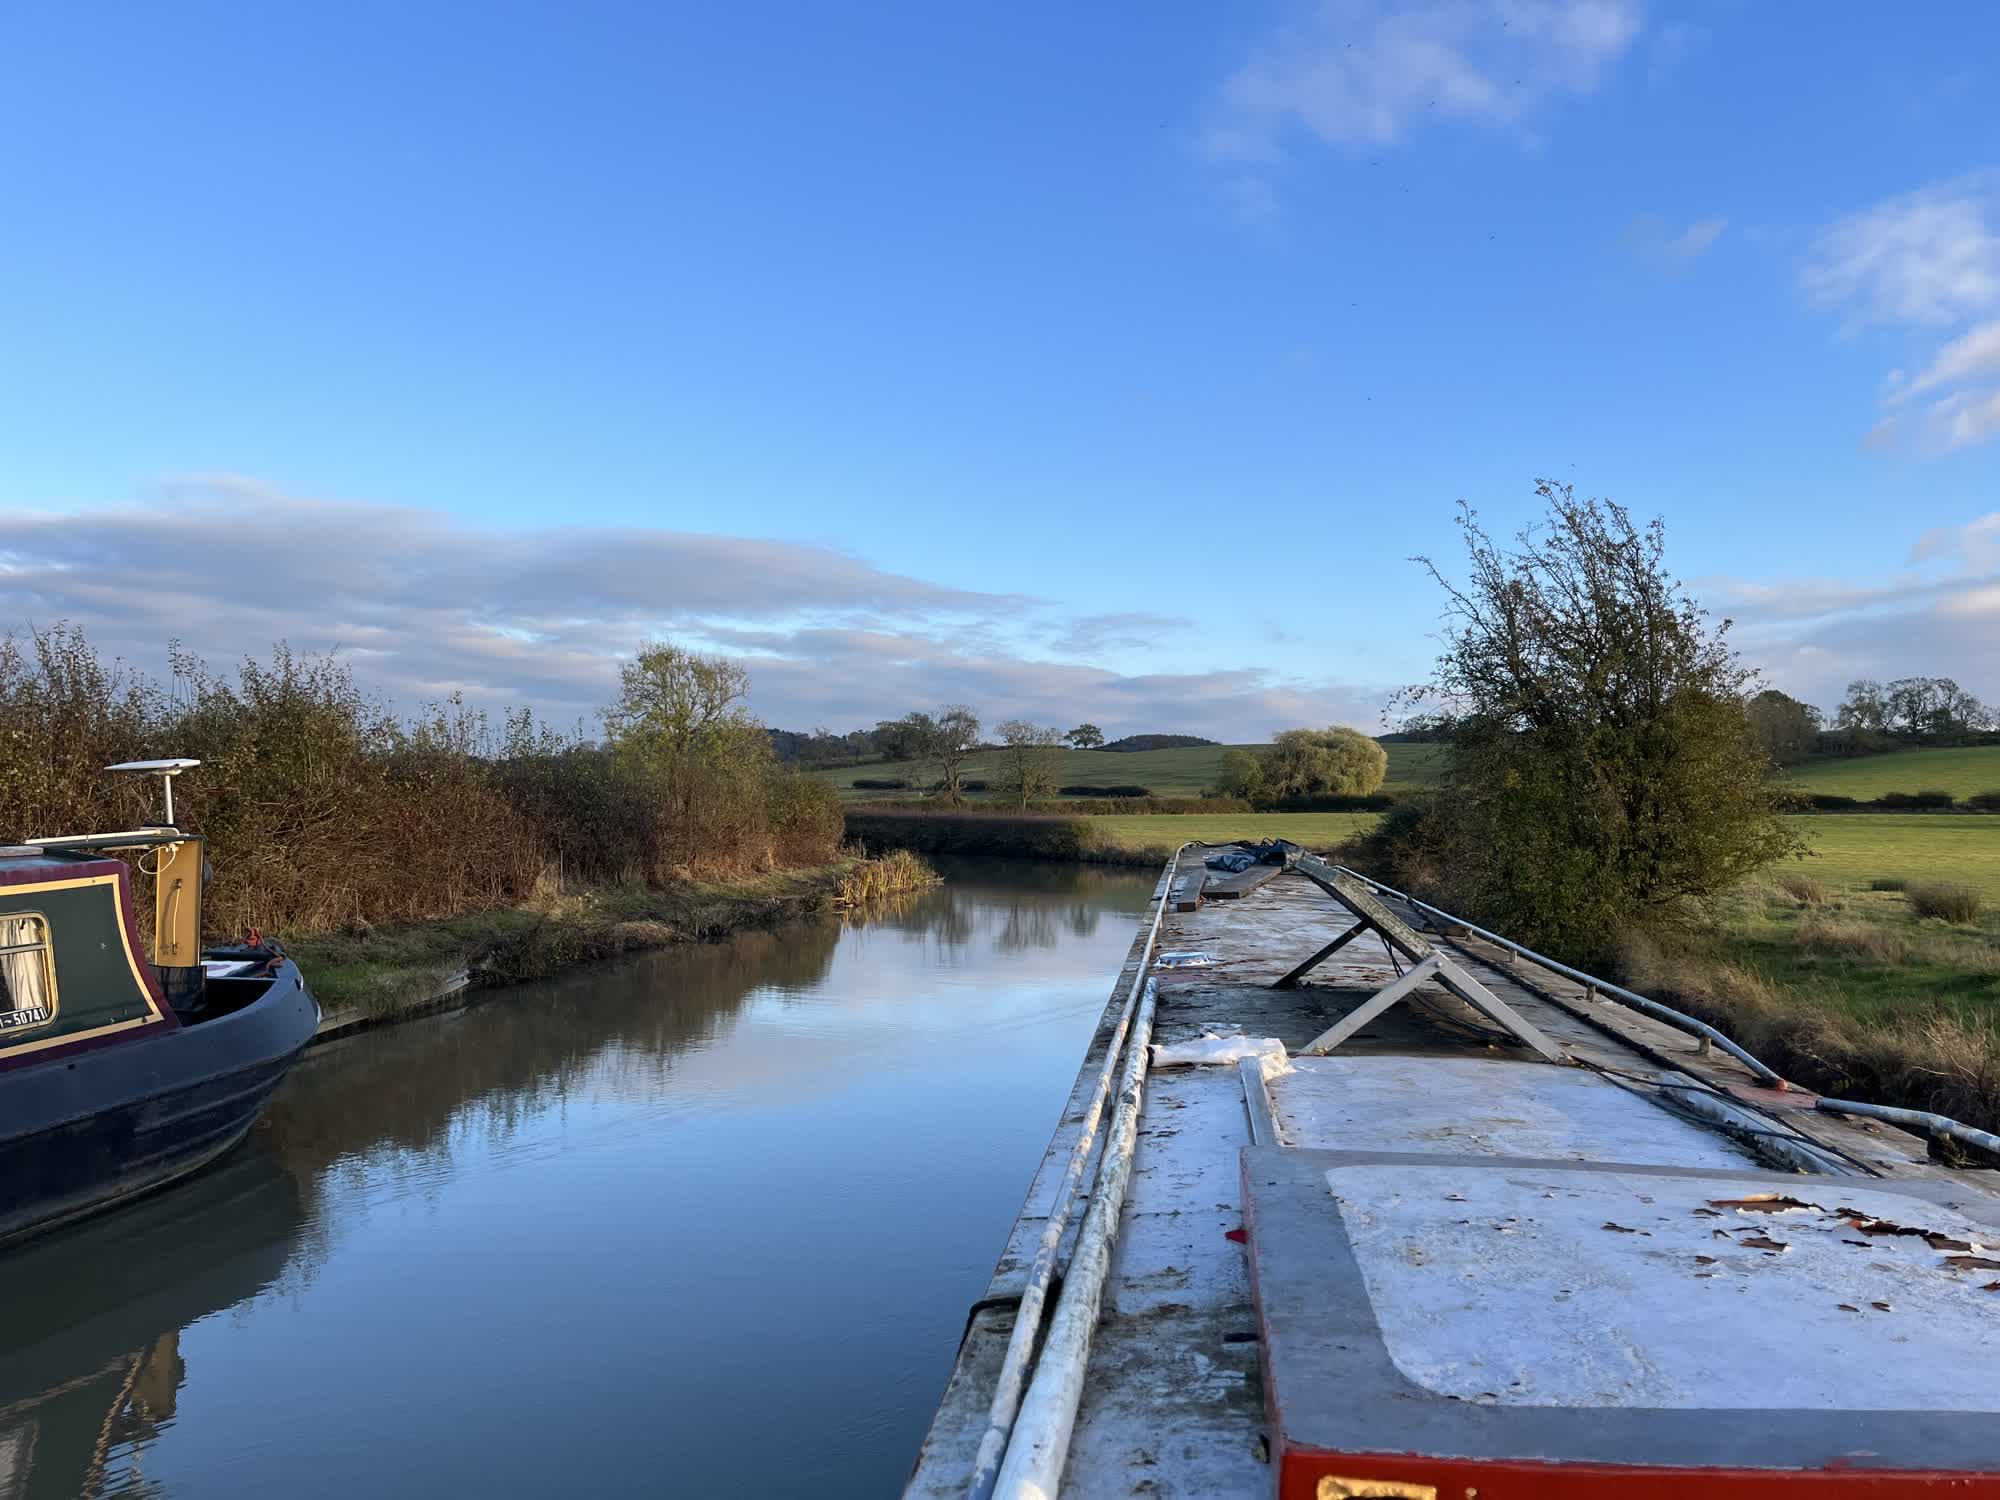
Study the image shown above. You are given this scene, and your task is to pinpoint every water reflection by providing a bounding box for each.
[0,1153,304,1500]
[0,859,1151,1500]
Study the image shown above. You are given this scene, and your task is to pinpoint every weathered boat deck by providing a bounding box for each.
[905,850,2000,1498]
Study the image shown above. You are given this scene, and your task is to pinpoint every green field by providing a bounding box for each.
[818,739,1448,801]
[1783,745,2000,800]
[1783,813,2000,901]
[1717,816,2000,1024]
[1076,809,1998,898]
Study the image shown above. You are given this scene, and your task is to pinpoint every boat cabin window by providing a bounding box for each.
[0,914,58,1031]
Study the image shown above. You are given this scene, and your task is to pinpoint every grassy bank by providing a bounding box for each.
[1089,811,1383,850]
[1707,876,1996,1023]
[844,810,1164,863]
[288,852,938,1020]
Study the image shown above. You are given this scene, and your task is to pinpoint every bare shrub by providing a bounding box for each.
[2,624,845,941]
[1908,883,1984,923]
[1774,872,1829,906]
[1621,935,2000,1135]
[1796,914,1909,965]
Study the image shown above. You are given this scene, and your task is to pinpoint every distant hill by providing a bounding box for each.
[1098,734,1218,753]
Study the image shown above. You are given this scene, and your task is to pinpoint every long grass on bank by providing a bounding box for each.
[293,855,930,1015]
[831,849,940,905]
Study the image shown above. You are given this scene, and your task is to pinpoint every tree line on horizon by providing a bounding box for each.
[765,719,1227,767]
[1745,678,1994,763]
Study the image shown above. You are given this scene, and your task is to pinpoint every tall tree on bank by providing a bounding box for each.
[1745,689,1822,761]
[603,643,767,846]
[996,720,1065,807]
[1389,483,1802,959]
[903,705,981,806]
[1066,723,1104,749]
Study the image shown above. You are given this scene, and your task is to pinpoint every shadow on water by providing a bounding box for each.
[0,1151,306,1500]
[0,857,1154,1500]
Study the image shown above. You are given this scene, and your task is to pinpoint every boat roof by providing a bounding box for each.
[906,848,2000,1496]
[0,846,127,886]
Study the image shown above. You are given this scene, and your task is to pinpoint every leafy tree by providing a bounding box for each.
[1259,727,1388,798]
[1386,483,1803,959]
[1835,679,1889,733]
[902,705,982,805]
[995,720,1065,807]
[603,643,770,850]
[1885,677,1989,738]
[1066,722,1105,749]
[604,645,754,770]
[874,717,926,762]
[1212,748,1265,800]
[1744,689,1822,761]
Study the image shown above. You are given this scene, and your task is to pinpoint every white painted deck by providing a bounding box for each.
[1330,1160,2000,1411]
[903,857,2000,1497]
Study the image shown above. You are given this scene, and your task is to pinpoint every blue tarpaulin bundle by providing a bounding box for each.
[1205,839,1302,874]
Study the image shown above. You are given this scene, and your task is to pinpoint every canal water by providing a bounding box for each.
[0,858,1154,1499]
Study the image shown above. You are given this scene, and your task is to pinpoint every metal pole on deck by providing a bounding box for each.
[992,977,1159,1500]
[965,847,1188,1500]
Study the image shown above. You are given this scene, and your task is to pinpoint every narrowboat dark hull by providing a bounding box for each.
[0,960,319,1246]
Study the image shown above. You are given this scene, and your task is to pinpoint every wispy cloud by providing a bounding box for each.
[1804,176,2000,327]
[1621,213,1726,269]
[1200,0,1643,218]
[1909,511,2000,572]
[1701,512,2000,710]
[1901,319,2000,398]
[1804,174,2000,451]
[0,478,1393,739]
[1045,611,1194,657]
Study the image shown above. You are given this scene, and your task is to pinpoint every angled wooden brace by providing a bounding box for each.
[1300,953,1444,1055]
[1286,853,1566,1064]
[1272,922,1366,989]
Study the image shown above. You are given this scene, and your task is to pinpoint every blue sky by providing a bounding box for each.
[3,2,1997,737]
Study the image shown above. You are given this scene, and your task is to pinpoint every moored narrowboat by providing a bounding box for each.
[0,761,319,1245]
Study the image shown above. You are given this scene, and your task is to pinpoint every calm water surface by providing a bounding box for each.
[0,858,1152,1499]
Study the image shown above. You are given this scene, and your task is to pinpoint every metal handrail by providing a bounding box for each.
[1327,864,1788,1088]
[972,844,1189,1500]
[1815,1097,2000,1161]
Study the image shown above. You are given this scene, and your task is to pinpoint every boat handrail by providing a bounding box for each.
[1325,864,1787,1086]
[23,829,191,852]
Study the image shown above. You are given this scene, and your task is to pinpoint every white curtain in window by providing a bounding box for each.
[0,918,49,1012]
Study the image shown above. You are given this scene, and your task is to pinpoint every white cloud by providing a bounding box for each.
[1934,388,2000,452]
[1668,218,1726,259]
[1622,213,1726,268]
[1703,515,2000,710]
[0,479,1393,740]
[1803,176,2000,327]
[1940,584,2000,618]
[1201,0,1642,212]
[1903,318,2000,397]
[1805,176,2000,452]
[1909,511,2000,572]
